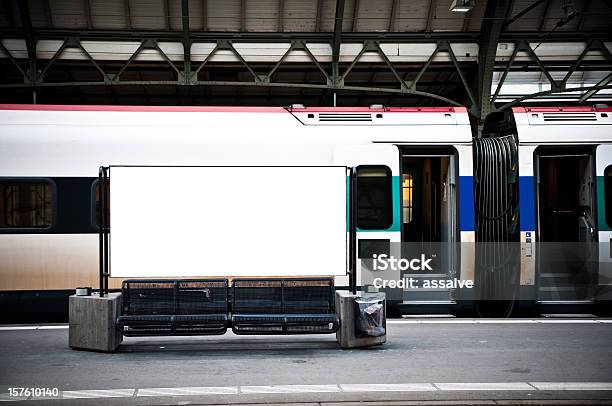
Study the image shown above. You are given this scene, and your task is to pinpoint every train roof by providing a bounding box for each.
[512,106,612,144]
[0,104,466,113]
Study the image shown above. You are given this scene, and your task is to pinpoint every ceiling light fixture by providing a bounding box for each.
[449,0,475,12]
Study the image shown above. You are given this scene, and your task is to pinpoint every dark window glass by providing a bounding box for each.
[356,166,393,230]
[0,181,53,229]
[605,166,612,228]
[92,180,109,229]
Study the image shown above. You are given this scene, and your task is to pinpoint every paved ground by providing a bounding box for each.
[0,319,611,405]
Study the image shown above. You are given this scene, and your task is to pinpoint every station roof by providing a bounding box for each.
[0,0,611,108]
[2,0,609,34]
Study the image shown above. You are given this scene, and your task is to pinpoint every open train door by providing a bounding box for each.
[399,147,460,305]
[596,144,612,303]
[535,146,598,302]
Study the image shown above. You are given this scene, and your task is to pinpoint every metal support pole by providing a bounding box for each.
[103,168,109,295]
[349,167,357,294]
[98,166,109,296]
[98,166,104,296]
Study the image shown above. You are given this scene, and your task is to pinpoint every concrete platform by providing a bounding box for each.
[0,319,611,405]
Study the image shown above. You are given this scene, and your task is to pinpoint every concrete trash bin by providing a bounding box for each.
[69,292,123,352]
[335,290,386,349]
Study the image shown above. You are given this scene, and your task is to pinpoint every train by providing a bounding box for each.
[0,104,611,321]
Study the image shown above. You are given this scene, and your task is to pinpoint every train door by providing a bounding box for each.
[596,145,612,297]
[399,147,458,303]
[535,146,597,302]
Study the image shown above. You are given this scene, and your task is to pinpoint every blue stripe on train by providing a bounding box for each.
[459,176,474,231]
[519,176,535,231]
[460,176,536,232]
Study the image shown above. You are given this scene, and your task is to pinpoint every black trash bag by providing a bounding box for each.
[354,295,385,337]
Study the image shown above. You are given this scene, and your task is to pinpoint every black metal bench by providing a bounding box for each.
[117,279,228,336]
[231,278,339,335]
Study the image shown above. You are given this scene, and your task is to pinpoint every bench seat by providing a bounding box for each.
[232,313,339,335]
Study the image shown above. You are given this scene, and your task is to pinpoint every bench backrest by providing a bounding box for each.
[121,279,228,316]
[232,278,335,315]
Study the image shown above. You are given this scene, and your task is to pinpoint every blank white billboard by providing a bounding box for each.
[109,166,347,278]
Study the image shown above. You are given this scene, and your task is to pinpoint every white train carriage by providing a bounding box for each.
[0,104,610,319]
[513,106,612,305]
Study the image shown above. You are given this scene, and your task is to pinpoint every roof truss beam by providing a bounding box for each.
[181,0,192,82]
[0,28,606,42]
[332,0,346,83]
[388,0,398,32]
[476,0,514,124]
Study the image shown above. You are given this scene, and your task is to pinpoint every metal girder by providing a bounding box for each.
[0,41,26,77]
[1,31,610,110]
[491,38,612,104]
[202,0,208,31]
[425,0,436,32]
[83,0,93,29]
[461,9,472,32]
[181,0,192,83]
[412,44,440,88]
[315,0,323,32]
[373,41,410,91]
[37,37,109,83]
[441,42,477,107]
[561,39,594,84]
[517,40,563,91]
[1,28,607,42]
[577,0,591,30]
[277,0,284,31]
[476,0,514,124]
[43,0,54,28]
[15,0,36,97]
[351,0,360,31]
[240,0,246,32]
[496,83,612,110]
[578,72,612,102]
[0,35,467,106]
[538,0,552,31]
[124,0,132,30]
[388,0,398,32]
[491,44,519,103]
[332,0,346,85]
[164,0,171,30]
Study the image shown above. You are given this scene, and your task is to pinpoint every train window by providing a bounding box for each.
[0,180,53,229]
[91,179,109,229]
[402,174,413,224]
[605,166,612,228]
[355,166,393,230]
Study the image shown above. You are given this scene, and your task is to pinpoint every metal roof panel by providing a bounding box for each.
[90,0,128,29]
[396,0,429,32]
[354,0,393,31]
[245,0,278,31]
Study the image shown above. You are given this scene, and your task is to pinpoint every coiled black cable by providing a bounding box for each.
[473,117,521,318]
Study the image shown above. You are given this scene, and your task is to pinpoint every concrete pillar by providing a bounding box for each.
[335,290,386,349]
[69,293,123,352]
